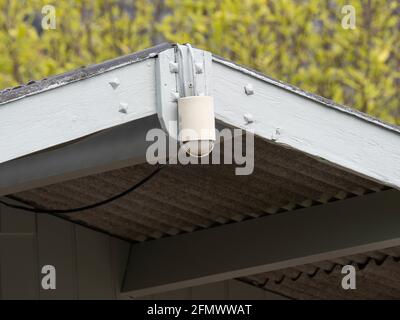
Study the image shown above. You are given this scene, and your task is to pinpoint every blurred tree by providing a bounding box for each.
[0,0,399,124]
[159,0,400,124]
[0,0,156,87]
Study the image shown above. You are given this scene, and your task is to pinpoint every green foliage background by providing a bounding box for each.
[0,0,399,124]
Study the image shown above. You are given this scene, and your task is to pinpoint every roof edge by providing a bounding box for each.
[213,55,400,135]
[0,43,174,105]
[2,42,398,136]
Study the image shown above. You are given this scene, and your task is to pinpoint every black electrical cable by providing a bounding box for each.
[0,165,163,214]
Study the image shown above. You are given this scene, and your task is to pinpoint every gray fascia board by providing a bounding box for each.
[212,55,400,135]
[0,43,173,105]
[0,50,160,164]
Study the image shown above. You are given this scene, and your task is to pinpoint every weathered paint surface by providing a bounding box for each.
[212,60,400,189]
[0,43,172,105]
[0,59,156,164]
[0,116,160,196]
[212,55,400,134]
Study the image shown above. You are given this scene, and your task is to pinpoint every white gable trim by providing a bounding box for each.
[0,59,156,164]
[1,45,400,192]
[212,57,400,189]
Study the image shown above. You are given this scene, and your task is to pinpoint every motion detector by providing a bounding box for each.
[178,95,215,157]
[175,44,216,158]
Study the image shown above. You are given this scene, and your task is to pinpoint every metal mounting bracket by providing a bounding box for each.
[156,44,213,140]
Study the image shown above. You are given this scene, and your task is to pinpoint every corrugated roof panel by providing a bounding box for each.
[12,133,399,299]
[240,248,400,299]
[14,136,385,242]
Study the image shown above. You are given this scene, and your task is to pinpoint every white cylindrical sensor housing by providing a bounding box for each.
[178,96,216,157]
